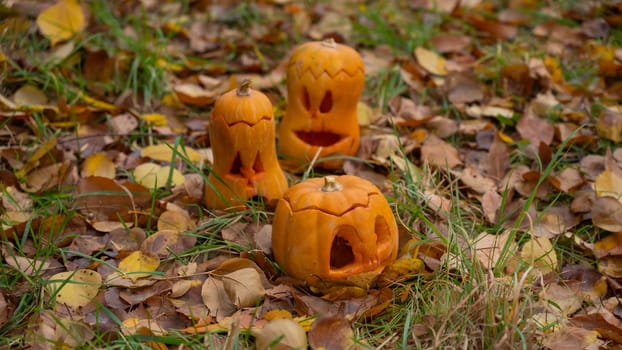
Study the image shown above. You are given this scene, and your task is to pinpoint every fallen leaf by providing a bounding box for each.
[202,277,236,320]
[308,313,356,350]
[117,251,160,281]
[542,326,599,350]
[36,0,86,45]
[47,269,102,310]
[414,47,447,76]
[134,163,185,190]
[141,143,202,163]
[13,85,48,106]
[81,153,115,179]
[594,170,622,203]
[421,135,462,169]
[520,236,558,275]
[252,318,308,350]
[222,268,266,308]
[473,231,516,270]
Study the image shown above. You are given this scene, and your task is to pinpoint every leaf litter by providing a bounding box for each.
[1,0,622,348]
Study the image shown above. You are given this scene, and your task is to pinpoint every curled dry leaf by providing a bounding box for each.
[252,318,308,350]
[157,210,195,232]
[202,277,237,320]
[594,170,622,203]
[542,326,600,350]
[47,269,102,310]
[308,313,356,350]
[222,268,266,308]
[592,231,622,258]
[421,134,462,169]
[591,196,622,232]
[472,231,517,270]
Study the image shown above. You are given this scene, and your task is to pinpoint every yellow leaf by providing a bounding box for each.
[594,170,622,203]
[263,309,293,321]
[118,251,160,281]
[140,113,168,127]
[36,0,86,46]
[520,237,558,274]
[134,163,185,190]
[13,85,48,106]
[141,143,202,163]
[414,47,447,76]
[81,153,116,179]
[47,269,102,310]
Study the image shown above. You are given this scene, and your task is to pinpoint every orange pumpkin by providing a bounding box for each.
[272,175,398,284]
[205,80,288,210]
[278,39,365,170]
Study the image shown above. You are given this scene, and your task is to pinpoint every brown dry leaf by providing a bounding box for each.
[0,292,7,328]
[533,206,578,238]
[472,231,516,270]
[202,277,237,320]
[141,143,202,163]
[117,251,160,281]
[26,312,94,349]
[549,167,584,193]
[559,264,608,303]
[252,318,308,350]
[157,210,195,232]
[465,104,515,119]
[47,269,102,310]
[446,71,484,105]
[109,113,139,135]
[36,0,86,45]
[141,229,195,258]
[542,326,599,350]
[593,231,622,258]
[596,108,622,143]
[308,313,356,350]
[421,135,462,169]
[119,280,172,305]
[594,169,622,203]
[170,279,202,298]
[517,113,554,146]
[74,176,152,223]
[458,167,497,194]
[570,308,622,343]
[2,186,33,211]
[414,47,447,76]
[499,63,534,98]
[22,162,67,193]
[481,190,502,223]
[598,256,622,278]
[222,268,266,308]
[174,83,217,106]
[0,211,32,239]
[3,253,51,275]
[81,152,115,179]
[431,34,471,53]
[13,85,48,106]
[520,237,558,275]
[540,282,583,316]
[465,13,517,40]
[591,196,622,232]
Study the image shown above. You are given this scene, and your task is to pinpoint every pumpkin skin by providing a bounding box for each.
[205,80,288,210]
[278,39,365,170]
[272,175,398,284]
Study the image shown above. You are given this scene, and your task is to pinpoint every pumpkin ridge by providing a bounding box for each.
[221,116,273,127]
[291,65,365,80]
[289,200,375,217]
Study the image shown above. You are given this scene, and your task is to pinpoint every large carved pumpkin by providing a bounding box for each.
[278,39,365,170]
[272,175,398,284]
[205,80,288,210]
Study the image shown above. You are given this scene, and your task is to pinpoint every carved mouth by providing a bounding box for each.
[295,130,342,147]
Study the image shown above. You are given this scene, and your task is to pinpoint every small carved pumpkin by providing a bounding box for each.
[278,39,365,170]
[272,175,398,284]
[205,80,288,210]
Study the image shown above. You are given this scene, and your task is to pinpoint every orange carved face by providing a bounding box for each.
[278,40,365,170]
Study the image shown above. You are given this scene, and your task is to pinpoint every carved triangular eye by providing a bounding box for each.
[319,90,332,113]
[229,153,243,175]
[301,86,311,111]
[253,153,264,173]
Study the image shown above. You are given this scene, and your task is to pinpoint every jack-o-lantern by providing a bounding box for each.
[272,175,398,284]
[205,80,288,210]
[278,39,365,170]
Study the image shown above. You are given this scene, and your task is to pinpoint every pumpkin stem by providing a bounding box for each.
[321,38,337,48]
[236,79,252,96]
[321,176,342,192]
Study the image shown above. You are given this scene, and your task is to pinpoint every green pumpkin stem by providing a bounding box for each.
[321,176,342,192]
[236,79,252,96]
